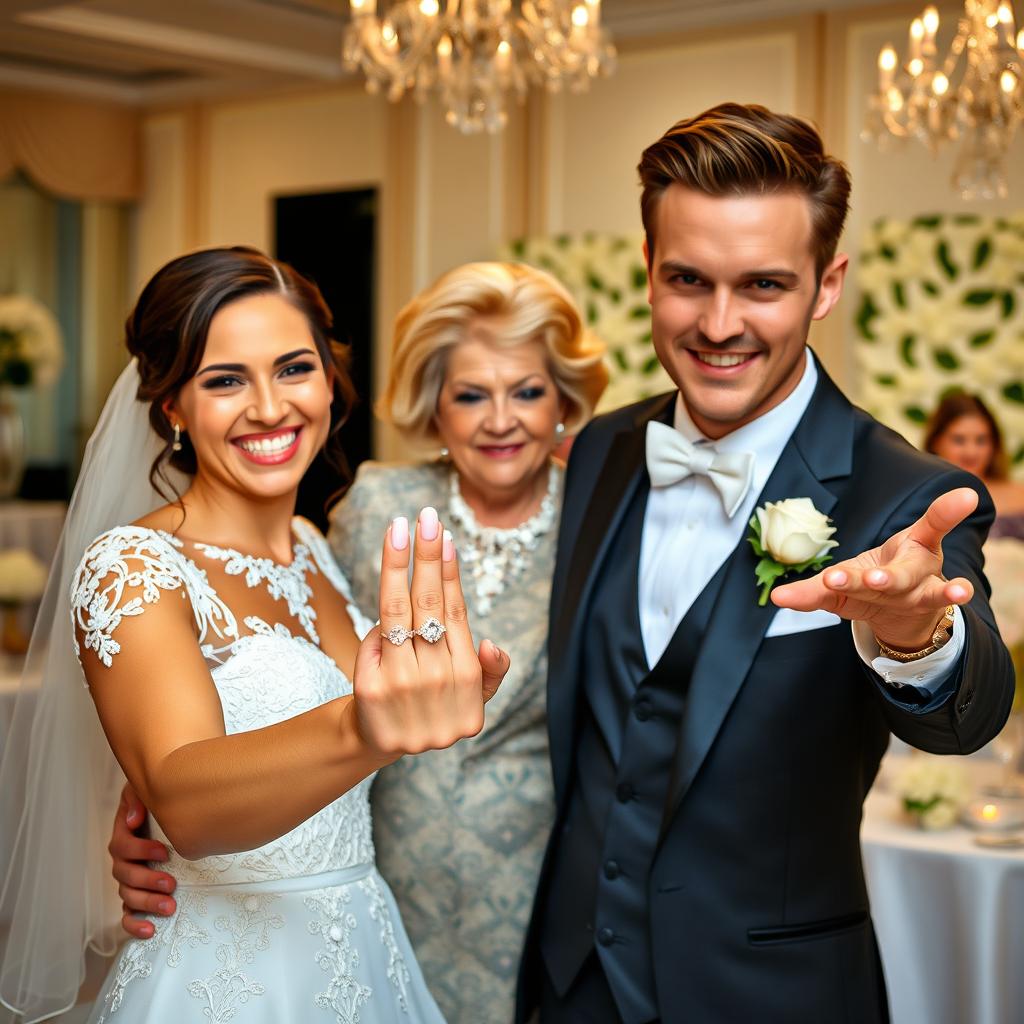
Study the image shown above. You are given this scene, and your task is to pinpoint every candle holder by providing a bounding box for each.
[961,797,1024,831]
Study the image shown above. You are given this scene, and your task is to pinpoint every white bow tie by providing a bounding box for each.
[645,420,755,519]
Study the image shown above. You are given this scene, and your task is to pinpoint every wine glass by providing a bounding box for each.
[984,712,1024,798]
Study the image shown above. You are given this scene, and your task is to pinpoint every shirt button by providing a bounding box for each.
[604,859,620,880]
[634,699,652,722]
[597,927,615,947]
[616,783,634,803]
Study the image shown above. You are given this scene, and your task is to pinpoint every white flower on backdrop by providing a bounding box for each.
[855,213,1024,477]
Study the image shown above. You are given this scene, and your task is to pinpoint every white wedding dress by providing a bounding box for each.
[69,517,446,1024]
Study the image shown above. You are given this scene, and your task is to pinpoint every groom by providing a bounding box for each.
[517,103,1015,1023]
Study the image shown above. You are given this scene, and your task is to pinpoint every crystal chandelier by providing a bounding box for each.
[342,0,616,134]
[862,2,1024,199]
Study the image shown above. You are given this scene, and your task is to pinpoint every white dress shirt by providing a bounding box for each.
[636,350,963,696]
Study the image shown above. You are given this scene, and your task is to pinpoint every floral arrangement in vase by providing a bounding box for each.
[894,755,969,830]
[500,233,673,412]
[854,213,1024,477]
[0,294,64,389]
[0,547,48,655]
[0,294,64,498]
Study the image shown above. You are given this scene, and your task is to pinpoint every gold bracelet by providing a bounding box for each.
[876,605,956,663]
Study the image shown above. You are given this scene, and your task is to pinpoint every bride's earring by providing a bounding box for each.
[439,446,449,459]
[172,423,183,452]
[555,423,565,440]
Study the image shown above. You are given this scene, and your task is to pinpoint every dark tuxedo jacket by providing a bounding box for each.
[517,362,1015,1024]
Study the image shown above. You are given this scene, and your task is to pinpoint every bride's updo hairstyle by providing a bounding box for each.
[125,246,356,497]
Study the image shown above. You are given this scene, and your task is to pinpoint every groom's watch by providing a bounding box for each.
[875,605,956,663]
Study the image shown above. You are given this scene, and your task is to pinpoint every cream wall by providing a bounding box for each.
[128,4,1021,460]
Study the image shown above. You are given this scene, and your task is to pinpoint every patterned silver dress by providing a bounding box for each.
[328,461,560,1024]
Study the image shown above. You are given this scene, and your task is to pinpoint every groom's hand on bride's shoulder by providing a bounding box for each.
[350,508,509,763]
[771,487,978,653]
[110,782,176,940]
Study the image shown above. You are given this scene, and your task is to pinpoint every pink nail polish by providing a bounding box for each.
[391,516,409,550]
[442,529,455,562]
[420,506,439,541]
[158,899,174,915]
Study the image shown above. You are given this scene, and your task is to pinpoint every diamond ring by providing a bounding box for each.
[381,616,447,646]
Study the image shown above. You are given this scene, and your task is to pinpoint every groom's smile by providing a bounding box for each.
[644,184,847,440]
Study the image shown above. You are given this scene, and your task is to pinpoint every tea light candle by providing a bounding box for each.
[963,798,1024,831]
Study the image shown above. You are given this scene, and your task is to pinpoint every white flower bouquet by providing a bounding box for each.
[894,755,969,830]
[0,294,64,389]
[0,548,48,606]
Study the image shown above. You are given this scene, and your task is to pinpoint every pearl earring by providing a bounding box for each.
[440,446,450,459]
[172,423,183,452]
[555,423,565,438]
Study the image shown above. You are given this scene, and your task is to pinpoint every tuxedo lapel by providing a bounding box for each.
[662,368,855,826]
[548,394,673,800]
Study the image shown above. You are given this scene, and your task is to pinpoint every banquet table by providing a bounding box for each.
[862,755,1024,1024]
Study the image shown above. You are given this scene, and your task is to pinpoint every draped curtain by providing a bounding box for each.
[0,89,140,202]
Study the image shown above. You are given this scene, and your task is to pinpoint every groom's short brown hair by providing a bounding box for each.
[638,103,851,280]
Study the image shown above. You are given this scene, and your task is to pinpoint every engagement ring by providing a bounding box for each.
[381,616,447,646]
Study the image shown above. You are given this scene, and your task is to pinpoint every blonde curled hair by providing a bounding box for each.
[379,261,608,444]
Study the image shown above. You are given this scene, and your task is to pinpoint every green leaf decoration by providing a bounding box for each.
[914,215,943,229]
[638,330,652,345]
[612,348,628,371]
[1004,382,1024,405]
[555,234,570,248]
[879,244,897,262]
[964,289,996,305]
[642,355,661,375]
[936,240,958,279]
[875,374,898,387]
[934,348,959,371]
[892,281,907,308]
[510,238,525,257]
[586,270,604,293]
[855,294,880,340]
[904,406,928,424]
[1001,292,1015,319]
[632,266,647,290]
[1013,444,1024,466]
[587,301,599,325]
[608,288,622,304]
[973,238,992,269]
[629,305,649,320]
[970,330,995,348]
[900,334,917,367]
[921,280,940,296]
[954,214,981,226]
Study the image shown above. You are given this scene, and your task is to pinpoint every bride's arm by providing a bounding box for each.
[83,511,507,862]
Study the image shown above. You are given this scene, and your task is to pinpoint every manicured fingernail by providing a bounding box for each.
[157,878,172,892]
[827,570,848,587]
[419,506,439,541]
[867,570,887,586]
[442,529,455,562]
[949,585,967,601]
[158,900,174,915]
[127,809,139,825]
[391,516,409,550]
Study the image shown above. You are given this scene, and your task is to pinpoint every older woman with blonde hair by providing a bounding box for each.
[333,261,606,1021]
[109,260,606,1024]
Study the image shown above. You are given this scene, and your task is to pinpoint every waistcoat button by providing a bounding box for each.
[616,783,634,803]
[604,859,620,879]
[597,927,615,947]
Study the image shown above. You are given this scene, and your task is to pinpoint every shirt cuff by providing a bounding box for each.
[851,605,965,694]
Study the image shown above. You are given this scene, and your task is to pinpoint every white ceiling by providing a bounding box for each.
[0,0,871,106]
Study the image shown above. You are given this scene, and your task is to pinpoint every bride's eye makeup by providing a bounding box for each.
[452,390,486,404]
[201,373,246,391]
[279,360,317,380]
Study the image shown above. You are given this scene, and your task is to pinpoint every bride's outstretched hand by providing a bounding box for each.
[352,507,509,760]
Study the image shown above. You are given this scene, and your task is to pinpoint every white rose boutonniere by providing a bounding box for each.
[748,498,839,606]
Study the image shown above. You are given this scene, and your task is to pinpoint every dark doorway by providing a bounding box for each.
[274,187,376,531]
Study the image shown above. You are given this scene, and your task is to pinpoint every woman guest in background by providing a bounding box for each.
[110,261,608,1023]
[924,392,1024,539]
[335,262,607,1022]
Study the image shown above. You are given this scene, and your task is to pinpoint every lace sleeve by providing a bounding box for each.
[70,526,190,669]
[293,517,377,641]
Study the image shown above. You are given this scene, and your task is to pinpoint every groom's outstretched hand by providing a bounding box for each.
[770,487,978,652]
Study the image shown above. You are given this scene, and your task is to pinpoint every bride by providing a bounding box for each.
[0,246,507,1023]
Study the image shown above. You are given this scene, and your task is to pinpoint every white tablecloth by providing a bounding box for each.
[863,756,1024,1024]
